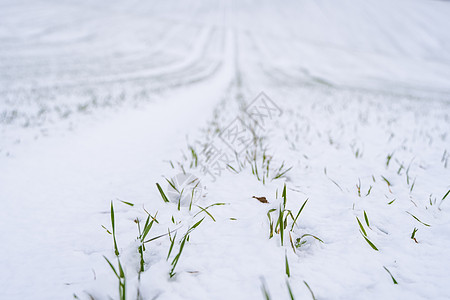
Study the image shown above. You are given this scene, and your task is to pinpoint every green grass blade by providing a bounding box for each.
[356,217,367,236]
[167,232,177,261]
[272,166,292,180]
[195,205,216,222]
[144,226,180,244]
[101,225,112,235]
[279,205,284,246]
[110,201,115,232]
[144,231,171,244]
[383,266,398,284]
[170,233,190,277]
[141,219,155,242]
[289,232,296,253]
[117,258,125,278]
[291,199,308,231]
[156,183,170,203]
[226,164,238,173]
[359,230,378,251]
[103,256,119,279]
[364,211,370,228]
[165,178,179,193]
[205,202,227,209]
[303,281,316,300]
[381,176,391,186]
[442,189,450,201]
[267,208,276,217]
[285,252,290,278]
[260,278,271,300]
[411,227,418,239]
[189,217,205,232]
[286,280,295,300]
[111,201,119,256]
[406,212,431,227]
[300,234,324,243]
[118,199,134,206]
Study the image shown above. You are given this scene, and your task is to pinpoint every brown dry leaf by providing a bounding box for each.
[252,196,269,203]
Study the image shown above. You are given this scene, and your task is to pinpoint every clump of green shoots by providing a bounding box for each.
[356,211,378,251]
[267,185,322,251]
[169,218,205,278]
[267,185,291,246]
[245,149,292,184]
[102,200,174,300]
[158,175,202,211]
[272,161,293,181]
[356,179,372,197]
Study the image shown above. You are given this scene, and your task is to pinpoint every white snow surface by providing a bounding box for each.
[1,0,450,299]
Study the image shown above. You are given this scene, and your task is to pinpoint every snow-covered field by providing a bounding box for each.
[1,0,450,299]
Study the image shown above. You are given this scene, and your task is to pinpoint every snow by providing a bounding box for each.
[1,0,450,299]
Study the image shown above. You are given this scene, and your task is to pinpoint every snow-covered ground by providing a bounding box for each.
[1,0,449,299]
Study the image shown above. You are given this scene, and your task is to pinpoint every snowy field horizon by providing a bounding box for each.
[1,0,450,299]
